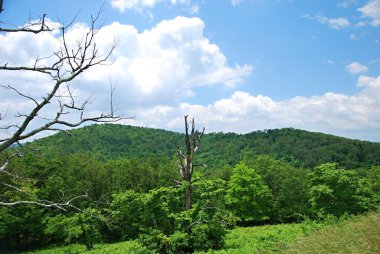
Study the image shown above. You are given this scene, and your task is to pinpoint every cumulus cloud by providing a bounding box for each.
[358,0,380,26]
[346,62,368,74]
[0,16,252,140]
[127,75,380,142]
[81,17,252,105]
[1,17,379,142]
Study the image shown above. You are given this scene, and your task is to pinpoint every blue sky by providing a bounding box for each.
[1,0,380,141]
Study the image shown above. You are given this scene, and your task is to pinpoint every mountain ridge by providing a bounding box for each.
[30,123,380,169]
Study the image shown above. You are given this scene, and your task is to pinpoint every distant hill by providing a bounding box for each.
[30,124,380,169]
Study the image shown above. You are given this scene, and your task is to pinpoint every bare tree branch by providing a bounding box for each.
[0,152,21,173]
[0,14,52,33]
[0,10,123,153]
[0,7,130,218]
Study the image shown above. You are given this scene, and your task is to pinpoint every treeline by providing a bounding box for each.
[31,124,380,169]
[0,152,379,252]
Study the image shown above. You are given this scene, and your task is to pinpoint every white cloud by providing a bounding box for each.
[346,62,368,74]
[355,21,367,27]
[128,75,380,142]
[231,0,243,6]
[316,14,351,29]
[303,13,351,29]
[81,17,252,104]
[110,0,197,14]
[2,17,380,142]
[0,16,252,140]
[358,0,380,26]
[358,75,380,88]
[338,0,359,8]
[350,33,359,40]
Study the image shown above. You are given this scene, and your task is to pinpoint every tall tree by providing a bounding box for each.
[226,162,272,223]
[177,116,205,210]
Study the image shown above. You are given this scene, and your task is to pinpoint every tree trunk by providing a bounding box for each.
[185,184,192,210]
[177,116,204,211]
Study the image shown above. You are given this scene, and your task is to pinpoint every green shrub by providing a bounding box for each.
[138,228,168,254]
[309,163,376,217]
[226,163,272,223]
[190,220,226,251]
[168,231,191,254]
[44,209,103,250]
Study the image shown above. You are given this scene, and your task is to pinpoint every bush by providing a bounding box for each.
[138,228,168,254]
[309,163,376,217]
[44,209,102,250]
[190,220,226,251]
[168,231,191,254]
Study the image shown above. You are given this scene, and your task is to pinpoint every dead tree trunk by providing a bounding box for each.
[177,115,205,211]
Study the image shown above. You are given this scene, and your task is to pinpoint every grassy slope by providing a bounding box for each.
[25,212,379,254]
[277,212,380,254]
[198,223,320,254]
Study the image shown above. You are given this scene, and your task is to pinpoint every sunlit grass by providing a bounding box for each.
[197,221,322,254]
[277,212,380,254]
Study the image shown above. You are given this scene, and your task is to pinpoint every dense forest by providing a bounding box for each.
[0,124,379,253]
[30,124,380,169]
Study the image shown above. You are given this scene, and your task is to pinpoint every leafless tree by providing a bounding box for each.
[177,115,205,211]
[0,4,126,211]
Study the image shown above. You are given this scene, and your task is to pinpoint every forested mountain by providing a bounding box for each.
[2,123,379,252]
[31,123,380,169]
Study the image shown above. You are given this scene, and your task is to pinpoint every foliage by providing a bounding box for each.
[31,124,380,169]
[193,179,237,229]
[244,155,310,222]
[111,187,182,240]
[25,241,150,254]
[1,124,380,252]
[225,163,272,223]
[356,166,380,206]
[44,209,103,250]
[0,206,45,252]
[309,163,376,217]
[170,206,228,253]
[110,185,228,253]
[30,124,182,161]
[23,212,380,254]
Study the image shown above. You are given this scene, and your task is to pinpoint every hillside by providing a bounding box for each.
[31,124,380,169]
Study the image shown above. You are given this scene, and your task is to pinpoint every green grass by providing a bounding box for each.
[276,212,380,254]
[198,212,380,254]
[24,212,380,254]
[25,240,150,254]
[197,220,322,254]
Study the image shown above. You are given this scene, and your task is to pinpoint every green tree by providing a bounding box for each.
[44,209,103,250]
[244,155,310,222]
[226,163,271,224]
[309,163,375,217]
[111,187,182,240]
